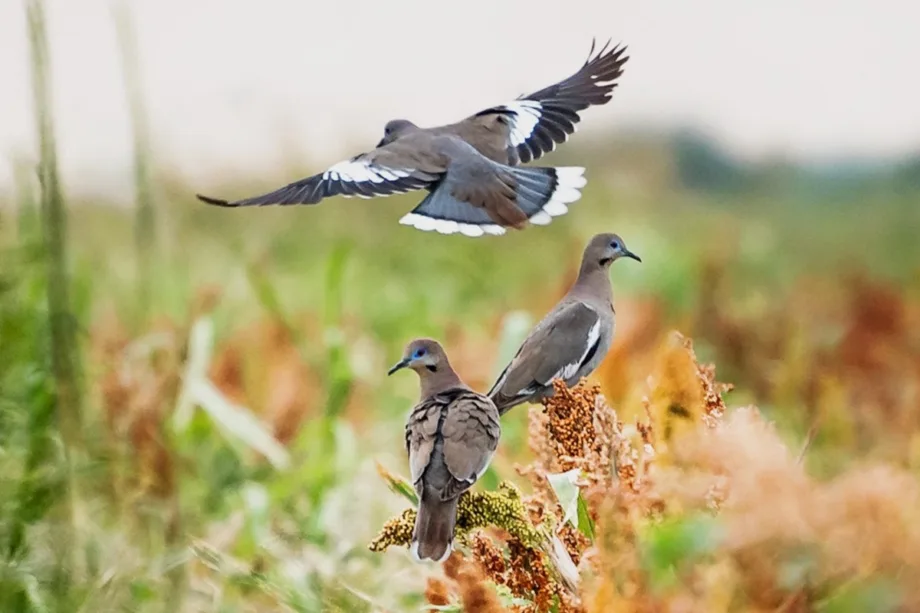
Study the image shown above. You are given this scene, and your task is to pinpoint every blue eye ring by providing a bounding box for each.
[611,241,620,250]
[413,348,426,359]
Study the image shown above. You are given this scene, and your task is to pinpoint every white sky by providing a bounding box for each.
[1,0,918,198]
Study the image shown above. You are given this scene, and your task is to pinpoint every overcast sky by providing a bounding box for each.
[1,0,918,198]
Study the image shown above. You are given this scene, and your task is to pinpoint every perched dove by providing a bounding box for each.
[487,233,641,414]
[388,338,501,562]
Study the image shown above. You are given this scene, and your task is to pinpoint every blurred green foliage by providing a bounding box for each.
[638,513,724,593]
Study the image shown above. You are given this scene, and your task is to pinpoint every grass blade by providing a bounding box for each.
[173,315,215,430]
[375,461,418,507]
[190,378,291,470]
[113,0,156,325]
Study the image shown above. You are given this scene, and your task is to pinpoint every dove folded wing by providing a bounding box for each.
[405,389,500,500]
[488,301,602,411]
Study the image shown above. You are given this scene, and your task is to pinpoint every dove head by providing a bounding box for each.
[388,338,451,376]
[581,232,641,272]
[388,338,463,397]
[377,119,419,147]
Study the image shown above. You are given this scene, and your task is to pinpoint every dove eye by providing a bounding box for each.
[611,241,620,250]
[413,348,426,359]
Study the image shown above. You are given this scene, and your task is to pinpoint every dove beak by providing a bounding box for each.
[387,358,410,376]
[624,249,642,263]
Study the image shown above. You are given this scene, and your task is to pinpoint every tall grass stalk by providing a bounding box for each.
[113,0,156,324]
[27,0,81,434]
[12,156,39,242]
[26,0,82,600]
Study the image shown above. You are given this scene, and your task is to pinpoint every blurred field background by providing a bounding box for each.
[2,1,920,612]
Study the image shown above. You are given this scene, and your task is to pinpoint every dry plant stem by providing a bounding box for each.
[797,417,821,465]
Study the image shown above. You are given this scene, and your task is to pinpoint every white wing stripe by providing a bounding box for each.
[377,168,402,181]
[501,100,543,147]
[322,159,411,184]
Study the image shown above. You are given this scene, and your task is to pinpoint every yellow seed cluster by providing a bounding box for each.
[368,482,543,554]
[367,508,416,552]
[456,482,543,548]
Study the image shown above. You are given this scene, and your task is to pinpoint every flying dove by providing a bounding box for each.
[197,40,628,237]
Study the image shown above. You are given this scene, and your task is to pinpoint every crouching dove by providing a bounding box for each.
[196,39,629,237]
[388,338,501,562]
[487,233,641,415]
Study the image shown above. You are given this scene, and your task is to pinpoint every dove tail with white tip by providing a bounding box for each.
[508,165,587,226]
[411,488,459,563]
[398,162,586,237]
